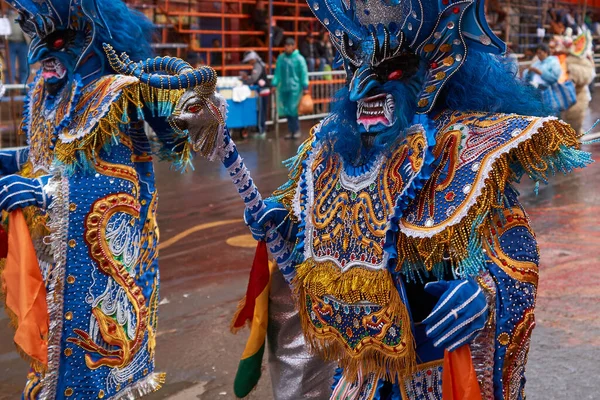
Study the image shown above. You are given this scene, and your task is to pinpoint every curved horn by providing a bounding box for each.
[109,49,192,77]
[103,44,217,91]
[144,56,193,75]
[132,66,216,91]
[127,54,193,75]
[104,44,139,75]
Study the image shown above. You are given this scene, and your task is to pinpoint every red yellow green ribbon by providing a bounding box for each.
[231,240,273,398]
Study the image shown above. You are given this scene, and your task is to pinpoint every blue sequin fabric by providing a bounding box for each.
[14,74,188,400]
[282,110,590,399]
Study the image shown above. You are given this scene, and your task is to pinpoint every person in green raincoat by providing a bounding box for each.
[272,38,309,139]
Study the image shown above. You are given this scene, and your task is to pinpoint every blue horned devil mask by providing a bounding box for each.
[309,0,505,134]
[6,0,153,93]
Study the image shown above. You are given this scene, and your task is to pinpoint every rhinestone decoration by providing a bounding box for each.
[354,0,411,27]
[498,332,510,346]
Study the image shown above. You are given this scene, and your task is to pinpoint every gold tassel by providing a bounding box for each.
[54,84,185,169]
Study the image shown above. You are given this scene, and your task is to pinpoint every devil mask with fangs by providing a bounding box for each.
[7,0,153,94]
[310,0,505,157]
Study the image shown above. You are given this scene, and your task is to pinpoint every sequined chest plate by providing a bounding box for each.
[303,130,426,271]
[294,128,428,376]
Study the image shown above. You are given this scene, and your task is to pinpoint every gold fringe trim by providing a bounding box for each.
[295,259,399,306]
[397,119,581,271]
[19,206,50,239]
[272,126,318,217]
[293,259,416,382]
[54,84,184,169]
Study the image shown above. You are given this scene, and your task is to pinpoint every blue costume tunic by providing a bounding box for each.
[8,73,190,400]
[270,110,588,400]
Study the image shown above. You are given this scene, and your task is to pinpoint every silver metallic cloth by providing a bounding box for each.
[470,272,498,400]
[354,0,412,29]
[40,170,70,399]
[267,270,336,400]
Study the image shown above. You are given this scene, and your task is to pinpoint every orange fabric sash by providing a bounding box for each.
[1,209,48,368]
[442,346,482,400]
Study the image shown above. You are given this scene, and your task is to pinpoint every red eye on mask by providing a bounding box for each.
[52,37,65,50]
[187,104,202,113]
[387,70,403,80]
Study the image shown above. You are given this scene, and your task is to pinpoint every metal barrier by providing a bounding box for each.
[0,83,28,148]
[267,70,346,138]
[2,57,600,143]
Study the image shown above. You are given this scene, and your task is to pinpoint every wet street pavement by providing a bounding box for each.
[1,104,599,399]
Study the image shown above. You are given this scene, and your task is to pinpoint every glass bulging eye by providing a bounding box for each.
[52,38,65,50]
[187,104,202,113]
[388,70,403,80]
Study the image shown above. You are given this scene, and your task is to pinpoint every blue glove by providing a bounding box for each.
[0,147,29,175]
[0,174,51,212]
[422,279,488,352]
[243,200,296,241]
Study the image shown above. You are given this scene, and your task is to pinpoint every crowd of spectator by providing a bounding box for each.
[548,7,600,36]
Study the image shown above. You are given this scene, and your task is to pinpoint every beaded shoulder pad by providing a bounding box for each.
[400,110,584,237]
[25,74,139,143]
[24,73,186,173]
[59,75,140,144]
[396,110,590,276]
[23,74,139,172]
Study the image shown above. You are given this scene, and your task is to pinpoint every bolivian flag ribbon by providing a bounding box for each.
[230,240,273,398]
